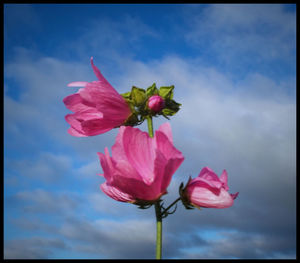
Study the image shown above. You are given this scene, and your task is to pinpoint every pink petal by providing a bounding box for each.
[220,169,229,191]
[115,160,142,181]
[67,127,87,137]
[192,176,223,190]
[97,148,115,183]
[78,82,130,118]
[111,126,129,162]
[63,93,95,112]
[100,183,135,203]
[110,171,161,201]
[155,124,183,161]
[231,192,239,200]
[157,122,173,143]
[122,126,156,185]
[198,167,219,180]
[152,150,168,195]
[65,114,84,133]
[65,110,107,136]
[66,109,123,136]
[67,81,89,87]
[90,57,115,91]
[80,118,119,136]
[159,154,184,193]
[189,186,234,209]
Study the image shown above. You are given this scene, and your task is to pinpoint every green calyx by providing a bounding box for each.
[121,83,181,126]
[178,177,198,210]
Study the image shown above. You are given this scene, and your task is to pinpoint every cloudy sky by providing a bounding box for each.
[4,4,296,259]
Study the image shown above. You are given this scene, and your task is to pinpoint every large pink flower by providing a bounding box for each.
[63,57,132,137]
[185,167,239,209]
[98,123,184,203]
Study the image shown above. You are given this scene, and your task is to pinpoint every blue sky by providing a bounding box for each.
[4,4,296,259]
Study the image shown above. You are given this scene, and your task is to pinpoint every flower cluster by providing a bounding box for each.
[63,58,238,258]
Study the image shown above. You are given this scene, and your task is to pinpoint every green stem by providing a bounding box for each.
[155,201,162,260]
[161,197,181,217]
[146,116,162,259]
[147,116,154,138]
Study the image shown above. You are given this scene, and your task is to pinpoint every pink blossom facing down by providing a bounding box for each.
[63,57,132,137]
[186,167,239,208]
[148,95,165,113]
[98,123,184,203]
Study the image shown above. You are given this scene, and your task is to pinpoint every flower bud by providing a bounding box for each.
[147,95,165,113]
[181,167,239,209]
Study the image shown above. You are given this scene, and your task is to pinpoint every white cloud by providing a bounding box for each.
[183,4,296,69]
[59,217,156,258]
[14,189,79,214]
[4,237,66,259]
[181,229,296,259]
[5,152,73,184]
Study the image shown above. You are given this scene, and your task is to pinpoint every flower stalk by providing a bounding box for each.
[147,116,154,138]
[146,116,162,259]
[161,197,181,218]
[155,201,162,260]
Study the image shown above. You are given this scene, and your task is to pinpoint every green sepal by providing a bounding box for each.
[133,198,160,209]
[146,83,159,97]
[161,113,170,120]
[131,86,146,106]
[121,92,135,111]
[122,112,139,126]
[121,91,131,100]
[162,99,181,116]
[179,179,196,210]
[159,85,174,100]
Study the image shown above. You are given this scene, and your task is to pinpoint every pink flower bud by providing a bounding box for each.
[148,95,165,113]
[185,167,239,209]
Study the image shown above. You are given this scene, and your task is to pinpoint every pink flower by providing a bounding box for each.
[185,167,238,209]
[148,95,165,113]
[98,123,184,203]
[63,57,132,137]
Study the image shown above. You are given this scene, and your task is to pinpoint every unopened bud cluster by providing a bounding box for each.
[121,83,181,126]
